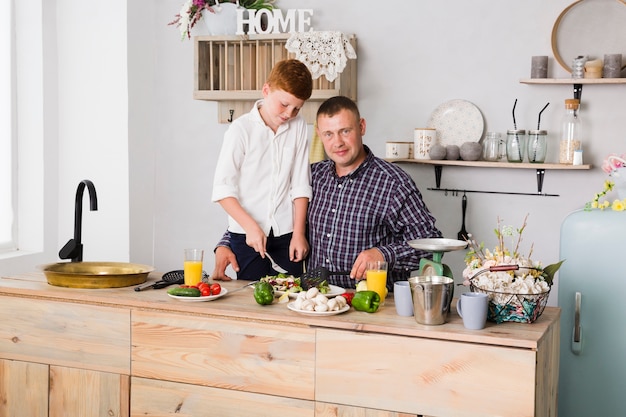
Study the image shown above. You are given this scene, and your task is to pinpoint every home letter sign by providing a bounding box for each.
[236,9,314,35]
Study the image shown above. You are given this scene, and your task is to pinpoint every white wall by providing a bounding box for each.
[4,0,625,308]
[55,0,130,262]
[147,0,626,306]
[0,0,130,275]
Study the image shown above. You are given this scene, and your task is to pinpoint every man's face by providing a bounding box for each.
[317,108,367,175]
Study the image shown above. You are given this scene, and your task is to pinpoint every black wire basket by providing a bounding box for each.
[470,282,551,324]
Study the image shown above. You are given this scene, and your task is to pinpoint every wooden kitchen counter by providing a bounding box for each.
[0,272,560,417]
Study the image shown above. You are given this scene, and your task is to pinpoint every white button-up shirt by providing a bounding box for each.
[212,100,312,237]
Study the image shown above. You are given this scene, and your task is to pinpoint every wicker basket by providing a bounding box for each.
[469,282,550,324]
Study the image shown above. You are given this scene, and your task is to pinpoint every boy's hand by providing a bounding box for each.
[289,234,309,262]
[245,225,267,255]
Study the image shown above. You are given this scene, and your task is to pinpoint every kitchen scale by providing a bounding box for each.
[407,238,468,278]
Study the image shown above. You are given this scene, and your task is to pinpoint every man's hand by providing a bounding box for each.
[350,248,385,280]
[211,246,239,281]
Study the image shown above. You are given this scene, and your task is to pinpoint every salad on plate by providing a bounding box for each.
[260,273,330,295]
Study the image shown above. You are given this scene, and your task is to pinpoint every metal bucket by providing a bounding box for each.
[408,276,455,325]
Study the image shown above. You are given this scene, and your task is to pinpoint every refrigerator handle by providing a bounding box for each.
[571,291,582,355]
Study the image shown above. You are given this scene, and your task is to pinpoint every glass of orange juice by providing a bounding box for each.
[184,248,204,286]
[366,261,388,306]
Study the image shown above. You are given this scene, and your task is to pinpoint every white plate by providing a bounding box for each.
[276,285,346,299]
[287,302,350,316]
[408,238,468,252]
[168,287,228,302]
[427,99,484,147]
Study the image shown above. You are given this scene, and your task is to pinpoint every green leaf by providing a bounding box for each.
[541,260,565,285]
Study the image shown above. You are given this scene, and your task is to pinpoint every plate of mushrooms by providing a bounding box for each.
[287,287,350,316]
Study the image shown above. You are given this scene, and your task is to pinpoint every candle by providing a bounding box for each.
[530,56,548,79]
[603,54,622,78]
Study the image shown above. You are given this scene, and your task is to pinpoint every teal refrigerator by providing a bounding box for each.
[559,209,626,416]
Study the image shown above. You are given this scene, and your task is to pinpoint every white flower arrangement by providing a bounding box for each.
[169,0,275,40]
[462,215,563,323]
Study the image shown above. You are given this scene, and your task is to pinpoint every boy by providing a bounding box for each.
[211,59,313,280]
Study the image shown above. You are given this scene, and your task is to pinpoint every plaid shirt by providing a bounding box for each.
[308,146,441,288]
[217,146,442,288]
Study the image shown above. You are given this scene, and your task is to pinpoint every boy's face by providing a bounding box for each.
[260,84,305,131]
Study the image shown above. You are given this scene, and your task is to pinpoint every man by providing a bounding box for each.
[212,96,442,289]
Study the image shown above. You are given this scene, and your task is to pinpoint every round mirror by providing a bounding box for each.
[551,0,626,72]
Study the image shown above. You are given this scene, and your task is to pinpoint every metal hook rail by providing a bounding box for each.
[432,165,557,196]
[427,187,559,197]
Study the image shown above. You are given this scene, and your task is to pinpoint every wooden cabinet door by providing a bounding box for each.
[132,310,315,400]
[131,377,314,417]
[49,366,129,417]
[0,296,131,375]
[316,329,537,417]
[316,402,418,417]
[0,359,48,417]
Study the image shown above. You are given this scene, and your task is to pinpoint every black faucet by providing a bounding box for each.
[59,180,98,262]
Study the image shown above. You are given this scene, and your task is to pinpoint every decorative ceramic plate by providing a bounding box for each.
[167,287,229,302]
[277,285,347,299]
[427,99,484,146]
[287,302,350,316]
[408,238,468,252]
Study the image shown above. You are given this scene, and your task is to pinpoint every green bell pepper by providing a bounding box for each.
[352,290,381,313]
[254,281,274,305]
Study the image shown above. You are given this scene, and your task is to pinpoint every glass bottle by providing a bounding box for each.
[559,99,582,164]
[527,130,547,163]
[506,129,526,163]
[482,132,501,161]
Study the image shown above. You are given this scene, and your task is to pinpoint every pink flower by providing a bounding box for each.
[602,153,626,175]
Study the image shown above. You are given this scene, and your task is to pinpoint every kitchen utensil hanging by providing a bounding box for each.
[458,193,468,240]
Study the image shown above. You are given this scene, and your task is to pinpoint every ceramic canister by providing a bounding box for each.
[414,128,436,160]
[386,142,411,159]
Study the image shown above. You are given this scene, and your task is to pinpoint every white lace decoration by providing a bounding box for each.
[285,31,357,82]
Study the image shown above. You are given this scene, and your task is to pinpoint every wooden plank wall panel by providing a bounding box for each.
[0,296,131,374]
[316,329,537,417]
[0,359,48,417]
[131,310,316,400]
[131,376,314,417]
[49,366,129,417]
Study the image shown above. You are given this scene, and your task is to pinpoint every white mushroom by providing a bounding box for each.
[327,298,338,311]
[314,303,329,312]
[305,287,319,299]
[314,293,329,305]
[334,295,347,308]
[301,300,315,311]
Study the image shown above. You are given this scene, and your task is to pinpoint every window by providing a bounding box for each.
[0,0,15,252]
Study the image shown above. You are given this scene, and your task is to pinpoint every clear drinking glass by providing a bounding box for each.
[527,130,547,163]
[366,261,388,306]
[482,132,502,162]
[506,129,526,163]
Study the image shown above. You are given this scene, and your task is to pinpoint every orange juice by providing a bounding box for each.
[184,260,203,286]
[366,269,388,306]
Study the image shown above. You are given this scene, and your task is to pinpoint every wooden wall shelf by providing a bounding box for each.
[388,159,591,197]
[194,34,357,123]
[519,78,626,85]
[520,77,626,101]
